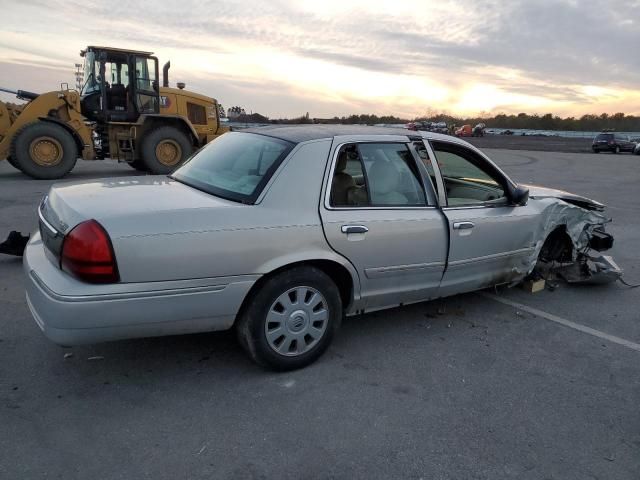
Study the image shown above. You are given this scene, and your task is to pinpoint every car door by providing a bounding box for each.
[425,139,537,296]
[133,56,160,114]
[320,136,448,312]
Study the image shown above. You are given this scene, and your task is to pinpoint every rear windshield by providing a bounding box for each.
[595,133,614,140]
[171,132,294,203]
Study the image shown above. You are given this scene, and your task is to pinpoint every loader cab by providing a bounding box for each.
[80,46,160,123]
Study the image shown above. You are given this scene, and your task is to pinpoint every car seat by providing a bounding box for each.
[330,151,356,206]
[367,160,408,205]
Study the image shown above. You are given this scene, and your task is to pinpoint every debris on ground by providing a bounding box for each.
[521,278,546,293]
[63,352,74,359]
[556,254,622,285]
[87,356,104,361]
[0,231,29,257]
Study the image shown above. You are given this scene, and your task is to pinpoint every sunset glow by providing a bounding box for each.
[1,0,638,118]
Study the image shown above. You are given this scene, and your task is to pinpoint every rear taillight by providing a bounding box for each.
[61,220,119,283]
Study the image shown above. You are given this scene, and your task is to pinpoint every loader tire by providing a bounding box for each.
[11,122,77,179]
[140,126,192,175]
[127,159,148,172]
[6,156,22,172]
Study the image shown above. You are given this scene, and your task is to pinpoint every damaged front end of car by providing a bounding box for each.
[524,186,621,286]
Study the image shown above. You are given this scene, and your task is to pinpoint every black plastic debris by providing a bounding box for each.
[0,231,29,257]
[557,254,622,285]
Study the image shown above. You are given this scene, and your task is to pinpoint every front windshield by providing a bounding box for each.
[81,51,99,96]
[171,132,294,203]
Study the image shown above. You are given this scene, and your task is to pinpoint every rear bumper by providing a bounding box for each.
[592,145,614,152]
[23,233,257,346]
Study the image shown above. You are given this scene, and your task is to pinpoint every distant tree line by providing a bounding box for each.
[231,109,640,131]
[270,113,406,125]
[236,112,270,123]
[416,112,640,132]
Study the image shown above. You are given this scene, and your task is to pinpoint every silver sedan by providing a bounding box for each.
[24,126,615,370]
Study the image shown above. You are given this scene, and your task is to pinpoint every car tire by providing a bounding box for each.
[10,122,78,179]
[236,266,342,371]
[140,126,192,175]
[593,149,599,154]
[614,146,620,154]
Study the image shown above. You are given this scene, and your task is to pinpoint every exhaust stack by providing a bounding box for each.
[162,61,170,88]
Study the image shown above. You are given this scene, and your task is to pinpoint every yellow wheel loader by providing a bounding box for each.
[0,46,229,179]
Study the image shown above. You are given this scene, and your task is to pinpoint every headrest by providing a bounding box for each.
[111,83,126,94]
[336,151,349,172]
[368,160,400,195]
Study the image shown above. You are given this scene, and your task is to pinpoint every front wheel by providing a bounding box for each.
[140,126,192,174]
[6,156,22,171]
[10,122,78,179]
[236,266,342,371]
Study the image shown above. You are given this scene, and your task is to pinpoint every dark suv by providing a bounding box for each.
[592,132,636,153]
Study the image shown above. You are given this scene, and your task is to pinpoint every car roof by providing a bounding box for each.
[241,124,465,145]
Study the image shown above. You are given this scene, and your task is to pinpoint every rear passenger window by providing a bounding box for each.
[330,143,427,207]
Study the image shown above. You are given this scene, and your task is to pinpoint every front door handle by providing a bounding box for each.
[453,221,475,230]
[341,225,369,234]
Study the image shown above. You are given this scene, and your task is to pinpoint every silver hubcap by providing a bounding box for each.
[264,286,329,357]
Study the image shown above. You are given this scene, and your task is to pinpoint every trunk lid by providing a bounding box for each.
[38,176,241,261]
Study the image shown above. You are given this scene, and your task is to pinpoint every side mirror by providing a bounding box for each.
[509,184,529,206]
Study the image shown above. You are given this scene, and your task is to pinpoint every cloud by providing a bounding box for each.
[0,0,639,117]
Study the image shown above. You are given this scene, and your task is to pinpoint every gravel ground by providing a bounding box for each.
[1,150,639,480]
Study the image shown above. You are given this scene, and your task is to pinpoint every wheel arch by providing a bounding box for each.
[235,257,360,327]
[539,224,574,263]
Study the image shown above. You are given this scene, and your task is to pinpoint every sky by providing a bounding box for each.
[0,0,639,119]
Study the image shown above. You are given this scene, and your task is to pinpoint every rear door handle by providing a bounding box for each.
[453,221,475,230]
[341,225,369,234]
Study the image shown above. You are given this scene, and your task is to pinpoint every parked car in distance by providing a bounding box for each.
[455,124,472,137]
[472,123,486,137]
[25,126,615,370]
[592,132,636,153]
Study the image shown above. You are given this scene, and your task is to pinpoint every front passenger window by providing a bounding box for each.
[431,142,506,206]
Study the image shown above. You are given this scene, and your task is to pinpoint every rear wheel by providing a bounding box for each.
[140,126,192,175]
[236,266,342,371]
[127,159,148,172]
[10,122,78,179]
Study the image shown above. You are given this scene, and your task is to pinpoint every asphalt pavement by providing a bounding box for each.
[1,149,639,480]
